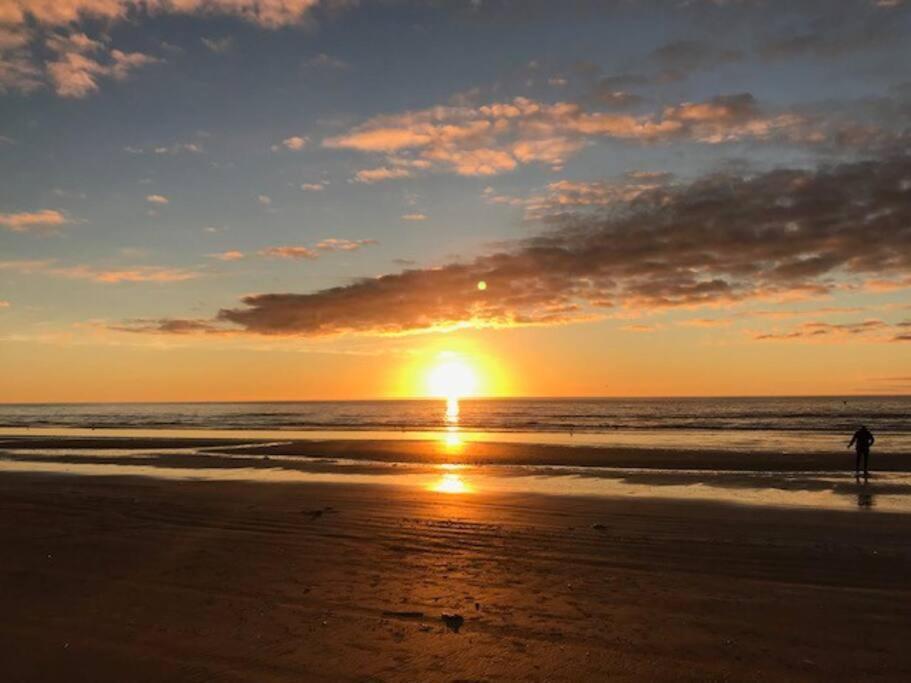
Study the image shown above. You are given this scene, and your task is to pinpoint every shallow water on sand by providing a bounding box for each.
[2,443,909,513]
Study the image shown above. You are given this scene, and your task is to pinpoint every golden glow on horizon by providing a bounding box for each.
[426,353,479,400]
[477,280,487,291]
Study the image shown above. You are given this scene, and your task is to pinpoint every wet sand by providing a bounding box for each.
[4,434,911,470]
[2,472,910,681]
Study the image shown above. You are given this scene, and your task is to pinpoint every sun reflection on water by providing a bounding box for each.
[445,396,460,423]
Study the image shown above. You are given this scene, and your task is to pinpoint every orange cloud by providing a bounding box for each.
[315,238,377,252]
[208,250,245,261]
[0,209,68,232]
[259,238,376,259]
[325,94,816,181]
[45,32,158,98]
[353,167,414,183]
[273,135,308,151]
[0,259,200,283]
[260,246,318,260]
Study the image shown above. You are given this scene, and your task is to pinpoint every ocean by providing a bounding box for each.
[1,396,909,454]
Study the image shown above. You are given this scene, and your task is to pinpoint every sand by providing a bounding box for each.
[2,471,910,681]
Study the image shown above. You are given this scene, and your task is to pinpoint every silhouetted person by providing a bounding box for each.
[848,425,875,478]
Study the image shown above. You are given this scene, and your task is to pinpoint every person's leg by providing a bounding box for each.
[856,449,861,475]
[863,449,870,477]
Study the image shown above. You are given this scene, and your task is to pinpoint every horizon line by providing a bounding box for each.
[1,393,909,406]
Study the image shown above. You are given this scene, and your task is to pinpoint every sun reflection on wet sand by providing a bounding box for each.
[430,472,472,494]
[441,426,463,450]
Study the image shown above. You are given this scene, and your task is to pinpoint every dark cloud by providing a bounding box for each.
[758,13,903,61]
[112,318,222,335]
[754,320,890,341]
[591,88,645,110]
[649,39,744,75]
[127,155,911,338]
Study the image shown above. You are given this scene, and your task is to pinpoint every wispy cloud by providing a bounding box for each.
[0,209,69,232]
[145,194,169,205]
[272,135,309,152]
[207,250,245,262]
[352,166,416,184]
[125,142,203,155]
[0,259,201,283]
[260,238,376,260]
[260,246,318,260]
[201,36,233,54]
[303,53,349,69]
[753,320,897,342]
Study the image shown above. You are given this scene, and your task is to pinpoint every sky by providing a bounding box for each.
[1,0,910,402]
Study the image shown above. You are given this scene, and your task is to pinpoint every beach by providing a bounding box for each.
[2,435,911,681]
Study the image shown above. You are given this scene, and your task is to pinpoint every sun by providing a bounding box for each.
[426,354,480,400]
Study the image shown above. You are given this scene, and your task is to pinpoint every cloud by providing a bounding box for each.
[3,1,329,30]
[758,13,901,61]
[0,26,42,93]
[54,265,199,283]
[145,194,169,204]
[126,142,203,155]
[135,155,911,337]
[257,239,377,260]
[257,194,272,206]
[676,318,733,328]
[111,318,223,335]
[0,209,68,232]
[314,238,377,252]
[484,172,675,220]
[272,135,309,152]
[303,52,348,69]
[208,250,245,261]
[753,319,896,342]
[201,36,233,53]
[401,213,427,221]
[353,166,415,183]
[0,300,10,308]
[45,32,158,98]
[260,245,318,260]
[300,182,327,191]
[0,259,200,283]
[1,1,344,97]
[621,323,660,333]
[325,94,816,181]
[649,39,744,78]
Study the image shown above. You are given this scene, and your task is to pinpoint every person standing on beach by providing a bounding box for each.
[848,426,875,478]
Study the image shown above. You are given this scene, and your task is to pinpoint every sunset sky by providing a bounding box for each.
[2,0,910,401]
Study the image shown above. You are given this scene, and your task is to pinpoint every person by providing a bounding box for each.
[848,425,875,478]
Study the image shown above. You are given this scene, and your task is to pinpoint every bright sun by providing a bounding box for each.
[426,355,479,399]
